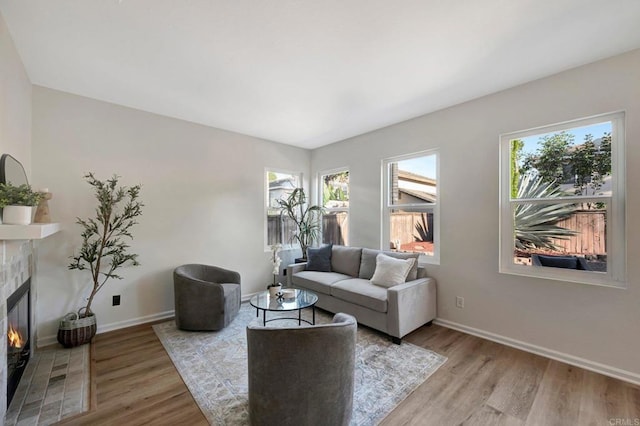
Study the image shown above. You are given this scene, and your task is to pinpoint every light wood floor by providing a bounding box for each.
[56,320,639,426]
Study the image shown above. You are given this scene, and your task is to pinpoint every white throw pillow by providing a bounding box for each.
[370,253,416,288]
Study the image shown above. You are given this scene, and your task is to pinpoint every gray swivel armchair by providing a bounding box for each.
[173,264,241,331]
[247,313,357,426]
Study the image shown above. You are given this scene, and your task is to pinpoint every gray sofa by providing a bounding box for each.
[287,245,436,343]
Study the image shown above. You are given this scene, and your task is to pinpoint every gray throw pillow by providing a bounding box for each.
[306,244,333,272]
[359,248,381,280]
[331,245,362,277]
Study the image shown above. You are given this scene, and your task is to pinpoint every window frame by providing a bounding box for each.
[498,111,626,288]
[382,149,440,265]
[264,167,303,250]
[318,167,350,246]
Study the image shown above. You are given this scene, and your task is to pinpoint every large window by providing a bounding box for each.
[265,169,301,247]
[499,112,625,287]
[383,151,439,264]
[320,169,349,245]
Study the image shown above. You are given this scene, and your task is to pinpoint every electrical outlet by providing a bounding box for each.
[456,296,464,309]
[112,295,121,306]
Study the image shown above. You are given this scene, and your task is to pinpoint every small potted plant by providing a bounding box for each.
[60,173,143,347]
[277,188,323,261]
[0,183,43,225]
[267,244,283,297]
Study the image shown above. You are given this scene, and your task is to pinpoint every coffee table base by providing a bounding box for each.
[255,305,316,326]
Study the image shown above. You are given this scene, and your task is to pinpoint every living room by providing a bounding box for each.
[1,1,639,425]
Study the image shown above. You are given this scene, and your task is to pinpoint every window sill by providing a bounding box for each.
[500,265,626,289]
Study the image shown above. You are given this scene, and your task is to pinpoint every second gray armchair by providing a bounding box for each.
[247,312,357,426]
[173,264,241,331]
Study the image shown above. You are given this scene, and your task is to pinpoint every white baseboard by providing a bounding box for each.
[96,310,176,334]
[434,318,640,386]
[37,310,175,348]
[36,299,268,348]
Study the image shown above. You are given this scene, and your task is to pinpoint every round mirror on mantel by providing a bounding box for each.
[0,154,29,187]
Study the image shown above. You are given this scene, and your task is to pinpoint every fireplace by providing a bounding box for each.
[6,278,31,406]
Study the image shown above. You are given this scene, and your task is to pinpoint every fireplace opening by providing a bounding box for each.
[7,278,30,407]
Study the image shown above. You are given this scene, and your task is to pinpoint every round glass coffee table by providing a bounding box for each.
[249,288,318,326]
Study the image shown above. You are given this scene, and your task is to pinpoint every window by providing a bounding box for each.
[319,169,349,245]
[383,151,439,264]
[499,112,625,287]
[265,169,301,247]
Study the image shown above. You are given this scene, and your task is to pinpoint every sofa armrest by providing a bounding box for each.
[386,277,436,339]
[286,262,307,286]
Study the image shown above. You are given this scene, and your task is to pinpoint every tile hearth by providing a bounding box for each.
[5,345,89,425]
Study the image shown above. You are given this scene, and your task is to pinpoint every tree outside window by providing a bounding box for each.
[320,170,349,245]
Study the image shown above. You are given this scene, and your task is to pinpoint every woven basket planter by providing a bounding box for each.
[57,311,97,348]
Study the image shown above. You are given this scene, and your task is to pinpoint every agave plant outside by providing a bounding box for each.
[514,173,578,252]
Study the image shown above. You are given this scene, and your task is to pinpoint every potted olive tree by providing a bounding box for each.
[277,188,323,261]
[59,173,143,347]
[0,183,43,224]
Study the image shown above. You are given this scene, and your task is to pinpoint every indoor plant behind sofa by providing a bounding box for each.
[287,245,436,344]
[277,187,323,261]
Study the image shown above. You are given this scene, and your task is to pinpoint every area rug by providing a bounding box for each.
[153,303,446,425]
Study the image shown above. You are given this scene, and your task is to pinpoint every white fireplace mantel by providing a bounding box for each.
[0,223,61,240]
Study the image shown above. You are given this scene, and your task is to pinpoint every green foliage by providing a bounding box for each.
[0,183,43,207]
[521,131,573,186]
[323,185,347,205]
[277,188,323,258]
[571,132,611,197]
[514,174,577,251]
[510,139,524,199]
[519,131,612,201]
[322,172,349,206]
[68,173,143,315]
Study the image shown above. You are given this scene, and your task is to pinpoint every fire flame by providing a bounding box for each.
[7,324,24,349]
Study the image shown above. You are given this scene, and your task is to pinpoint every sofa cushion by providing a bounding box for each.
[291,271,351,295]
[331,245,362,277]
[371,254,416,288]
[359,248,420,281]
[306,244,332,272]
[330,278,388,313]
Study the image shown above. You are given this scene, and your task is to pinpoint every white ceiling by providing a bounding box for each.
[1,1,640,149]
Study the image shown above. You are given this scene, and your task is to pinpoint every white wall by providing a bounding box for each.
[31,87,310,344]
[0,11,31,174]
[311,49,640,380]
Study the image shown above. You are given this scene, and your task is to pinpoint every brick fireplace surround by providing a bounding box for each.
[0,241,34,421]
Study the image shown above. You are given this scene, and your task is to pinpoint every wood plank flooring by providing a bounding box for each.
[381,325,640,426]
[56,320,640,425]
[56,322,207,426]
